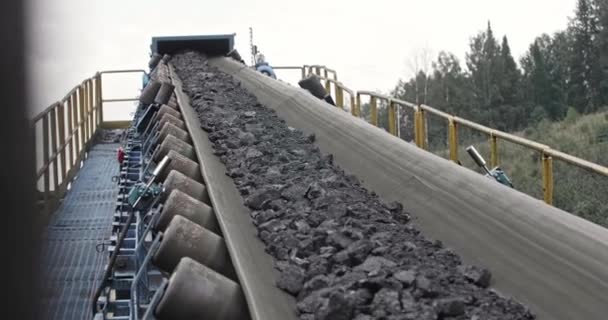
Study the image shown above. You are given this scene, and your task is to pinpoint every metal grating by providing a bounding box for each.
[41,143,120,320]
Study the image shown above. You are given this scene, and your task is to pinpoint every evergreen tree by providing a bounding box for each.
[466,21,503,125]
[569,0,600,111]
[499,36,521,106]
[596,0,608,105]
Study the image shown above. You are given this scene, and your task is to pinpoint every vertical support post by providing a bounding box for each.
[42,113,50,213]
[448,118,459,162]
[542,153,553,205]
[370,96,378,126]
[97,73,103,125]
[414,107,427,149]
[67,95,74,168]
[388,100,397,136]
[315,66,320,76]
[490,133,498,168]
[57,102,66,186]
[74,91,82,163]
[300,67,305,80]
[325,80,331,99]
[323,68,328,79]
[336,86,344,109]
[90,79,95,132]
[350,95,356,116]
[354,93,361,117]
[78,85,86,154]
[87,80,93,140]
[50,106,58,191]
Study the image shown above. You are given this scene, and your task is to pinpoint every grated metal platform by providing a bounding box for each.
[41,143,120,320]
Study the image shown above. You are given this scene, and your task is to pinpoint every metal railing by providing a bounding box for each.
[33,69,145,215]
[274,65,608,206]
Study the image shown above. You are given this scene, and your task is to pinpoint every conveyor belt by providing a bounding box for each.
[41,143,119,320]
[210,57,608,320]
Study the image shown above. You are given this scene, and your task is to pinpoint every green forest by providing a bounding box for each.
[377,0,608,226]
[392,0,607,132]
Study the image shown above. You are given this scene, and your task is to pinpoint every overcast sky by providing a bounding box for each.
[27,0,577,117]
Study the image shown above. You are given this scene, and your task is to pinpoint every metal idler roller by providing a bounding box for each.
[158,113,186,131]
[161,54,172,64]
[166,93,179,109]
[158,122,191,144]
[158,150,202,182]
[153,134,195,162]
[154,82,176,105]
[139,80,162,105]
[155,189,218,233]
[157,104,182,120]
[148,53,162,69]
[153,216,233,278]
[154,257,248,320]
[162,170,210,204]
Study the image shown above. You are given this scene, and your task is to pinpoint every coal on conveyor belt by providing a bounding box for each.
[172,51,535,320]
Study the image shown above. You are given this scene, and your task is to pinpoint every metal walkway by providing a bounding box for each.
[41,143,119,320]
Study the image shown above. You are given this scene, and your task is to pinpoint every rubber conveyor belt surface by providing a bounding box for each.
[168,65,298,320]
[209,57,608,320]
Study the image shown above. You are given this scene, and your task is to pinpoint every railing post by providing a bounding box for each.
[78,85,86,154]
[57,102,67,187]
[448,118,459,162]
[336,86,344,109]
[67,95,75,168]
[315,66,320,76]
[354,93,361,117]
[323,68,328,79]
[97,73,103,125]
[42,113,50,213]
[542,153,554,205]
[87,80,93,139]
[325,80,331,99]
[388,100,397,136]
[370,96,378,126]
[300,67,305,80]
[50,106,59,192]
[490,133,498,168]
[350,95,356,117]
[414,107,427,149]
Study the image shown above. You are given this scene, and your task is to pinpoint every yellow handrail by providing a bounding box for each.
[33,69,145,214]
[273,64,608,206]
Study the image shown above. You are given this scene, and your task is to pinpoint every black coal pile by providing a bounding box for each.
[172,51,535,320]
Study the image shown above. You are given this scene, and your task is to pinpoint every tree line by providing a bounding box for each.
[391,0,608,135]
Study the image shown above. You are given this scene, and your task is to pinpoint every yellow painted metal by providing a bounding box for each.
[67,95,74,167]
[370,96,378,126]
[542,154,554,205]
[388,100,397,136]
[78,85,86,151]
[49,106,58,190]
[350,96,356,116]
[336,86,344,109]
[355,93,361,117]
[72,92,81,163]
[100,120,132,129]
[414,109,422,147]
[490,133,498,168]
[448,119,458,162]
[57,102,67,184]
[324,79,331,97]
[419,108,427,150]
[96,74,103,124]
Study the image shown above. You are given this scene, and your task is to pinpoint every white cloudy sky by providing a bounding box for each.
[27,0,577,118]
